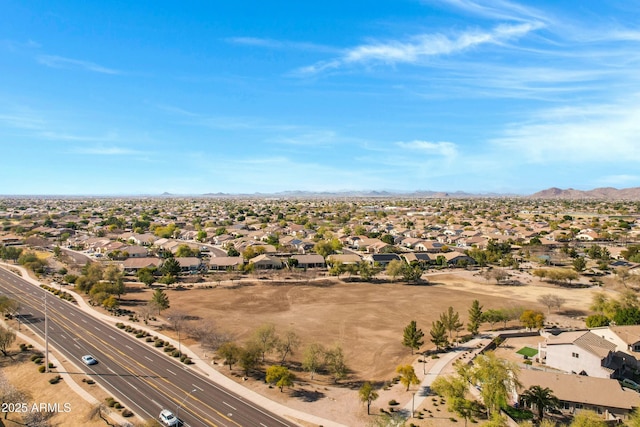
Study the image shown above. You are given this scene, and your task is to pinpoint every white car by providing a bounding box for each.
[159,409,179,426]
[81,355,97,365]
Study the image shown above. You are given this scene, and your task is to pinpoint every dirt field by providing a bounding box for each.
[0,340,113,427]
[128,269,600,380]
[113,268,608,426]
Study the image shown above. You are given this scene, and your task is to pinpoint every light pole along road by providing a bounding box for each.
[0,267,295,427]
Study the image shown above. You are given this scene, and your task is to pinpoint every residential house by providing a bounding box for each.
[403,252,432,265]
[414,240,444,253]
[326,254,362,265]
[291,254,325,269]
[175,257,203,273]
[249,254,282,269]
[208,256,244,271]
[538,330,618,378]
[592,325,640,370]
[517,369,640,421]
[363,253,402,267]
[121,245,149,258]
[122,257,162,274]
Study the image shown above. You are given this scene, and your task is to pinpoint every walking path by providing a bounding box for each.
[401,335,494,416]
[1,263,345,427]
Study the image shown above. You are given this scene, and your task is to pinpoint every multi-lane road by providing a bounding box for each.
[0,267,294,427]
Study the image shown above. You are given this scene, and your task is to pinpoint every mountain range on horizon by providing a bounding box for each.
[191,186,640,200]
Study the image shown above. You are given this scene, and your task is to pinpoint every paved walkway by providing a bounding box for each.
[401,335,494,416]
[1,263,345,427]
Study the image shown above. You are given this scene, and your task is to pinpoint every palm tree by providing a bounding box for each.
[520,385,560,422]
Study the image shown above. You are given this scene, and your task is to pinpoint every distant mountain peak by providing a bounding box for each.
[529,186,640,200]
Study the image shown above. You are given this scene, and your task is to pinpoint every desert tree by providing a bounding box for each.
[266,365,294,392]
[396,364,420,391]
[520,310,545,330]
[325,344,348,383]
[569,410,607,427]
[0,325,16,357]
[471,351,520,417]
[238,341,262,376]
[572,256,587,273]
[440,306,463,341]
[218,341,241,370]
[386,260,405,282]
[538,294,566,314]
[467,299,483,336]
[402,320,424,354]
[253,323,278,362]
[276,330,300,365]
[137,267,156,287]
[302,343,325,380]
[359,381,379,415]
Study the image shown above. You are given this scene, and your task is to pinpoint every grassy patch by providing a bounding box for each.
[516,347,538,358]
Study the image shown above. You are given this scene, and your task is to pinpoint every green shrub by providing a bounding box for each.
[114,402,123,409]
[388,399,399,406]
[183,358,192,364]
[122,409,133,417]
[48,375,61,384]
[38,365,46,373]
[48,362,55,369]
[154,340,164,347]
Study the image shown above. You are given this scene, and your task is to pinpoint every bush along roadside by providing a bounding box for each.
[40,284,75,302]
[114,323,193,365]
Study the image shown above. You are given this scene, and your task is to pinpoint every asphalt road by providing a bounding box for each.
[0,267,294,427]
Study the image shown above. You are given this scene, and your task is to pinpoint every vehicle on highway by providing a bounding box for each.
[81,355,97,365]
[159,409,179,426]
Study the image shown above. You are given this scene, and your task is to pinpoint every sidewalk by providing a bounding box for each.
[1,263,345,427]
[401,335,494,416]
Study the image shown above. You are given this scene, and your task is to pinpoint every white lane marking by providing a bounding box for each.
[94,326,101,331]
[144,356,153,362]
[69,312,75,316]
[60,334,66,339]
[81,319,87,323]
[73,344,80,349]
[167,369,176,376]
[125,345,133,350]
[151,399,160,408]
[109,335,116,340]
[192,384,203,391]
[125,381,138,391]
[260,423,268,427]
[107,367,116,374]
[223,401,237,411]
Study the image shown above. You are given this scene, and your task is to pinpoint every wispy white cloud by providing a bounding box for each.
[72,145,144,156]
[434,0,550,23]
[37,55,121,75]
[396,140,458,158]
[226,37,338,54]
[296,22,543,75]
[0,112,45,130]
[492,95,640,163]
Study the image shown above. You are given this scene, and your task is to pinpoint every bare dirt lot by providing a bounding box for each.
[114,268,606,426]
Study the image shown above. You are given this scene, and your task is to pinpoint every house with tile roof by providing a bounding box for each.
[538,330,618,378]
[516,369,640,421]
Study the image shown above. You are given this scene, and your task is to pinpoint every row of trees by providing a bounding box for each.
[214,323,349,385]
[587,290,640,327]
[70,262,125,309]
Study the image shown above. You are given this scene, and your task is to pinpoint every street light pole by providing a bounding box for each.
[412,391,416,418]
[176,388,196,422]
[44,293,49,373]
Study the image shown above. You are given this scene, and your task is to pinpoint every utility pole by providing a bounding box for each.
[45,293,49,373]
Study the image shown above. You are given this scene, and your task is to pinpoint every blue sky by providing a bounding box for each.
[1,0,640,195]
